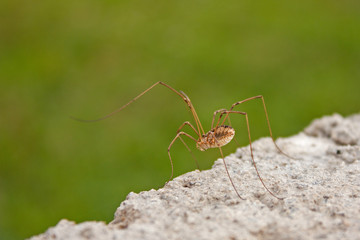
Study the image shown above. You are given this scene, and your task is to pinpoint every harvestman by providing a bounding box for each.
[73,82,293,200]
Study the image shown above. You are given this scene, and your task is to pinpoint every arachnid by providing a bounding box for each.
[73,82,293,200]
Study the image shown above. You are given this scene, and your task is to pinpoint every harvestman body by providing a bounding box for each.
[73,82,293,200]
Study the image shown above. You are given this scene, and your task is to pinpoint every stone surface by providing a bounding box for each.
[29,113,360,240]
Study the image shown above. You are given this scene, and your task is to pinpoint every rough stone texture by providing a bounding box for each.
[29,113,360,240]
[304,113,360,146]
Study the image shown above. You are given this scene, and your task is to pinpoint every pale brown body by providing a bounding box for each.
[73,81,293,200]
[196,125,235,151]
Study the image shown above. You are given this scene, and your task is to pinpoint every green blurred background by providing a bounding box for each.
[1,0,359,239]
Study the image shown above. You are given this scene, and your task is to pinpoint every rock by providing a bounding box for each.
[29,113,360,240]
[304,113,360,145]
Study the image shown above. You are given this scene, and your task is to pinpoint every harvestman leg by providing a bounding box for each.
[220,95,295,160]
[208,112,246,199]
[167,131,198,183]
[211,109,228,129]
[176,121,201,169]
[216,143,246,200]
[216,110,284,200]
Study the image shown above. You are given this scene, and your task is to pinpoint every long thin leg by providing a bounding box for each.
[175,121,201,169]
[167,131,198,183]
[176,121,200,137]
[217,144,246,200]
[71,81,205,136]
[218,110,285,200]
[211,109,227,129]
[221,95,295,160]
[178,136,200,169]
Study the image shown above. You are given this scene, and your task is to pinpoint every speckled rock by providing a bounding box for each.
[305,113,360,145]
[29,113,360,240]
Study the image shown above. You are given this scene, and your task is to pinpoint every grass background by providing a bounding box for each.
[1,0,359,239]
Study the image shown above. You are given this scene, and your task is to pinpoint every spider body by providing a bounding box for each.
[196,125,235,151]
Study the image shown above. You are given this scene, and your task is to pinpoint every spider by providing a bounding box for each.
[73,82,293,200]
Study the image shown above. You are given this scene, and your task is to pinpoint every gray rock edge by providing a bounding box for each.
[29,113,360,240]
